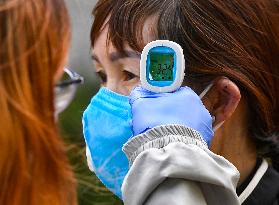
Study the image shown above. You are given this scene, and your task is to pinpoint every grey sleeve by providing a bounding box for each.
[121,125,241,205]
[145,179,207,205]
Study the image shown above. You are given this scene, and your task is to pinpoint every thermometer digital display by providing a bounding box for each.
[149,53,174,81]
[140,40,185,93]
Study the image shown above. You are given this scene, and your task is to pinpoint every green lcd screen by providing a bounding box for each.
[149,53,174,81]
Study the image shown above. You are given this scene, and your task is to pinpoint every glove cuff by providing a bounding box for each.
[122,124,208,166]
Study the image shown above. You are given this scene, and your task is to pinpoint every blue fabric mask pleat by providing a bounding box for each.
[83,87,133,199]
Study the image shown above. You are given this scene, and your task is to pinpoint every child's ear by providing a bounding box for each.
[202,77,241,127]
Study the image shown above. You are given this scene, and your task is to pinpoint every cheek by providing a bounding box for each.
[122,79,140,95]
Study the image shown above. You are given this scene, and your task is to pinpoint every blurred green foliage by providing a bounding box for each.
[59,78,123,205]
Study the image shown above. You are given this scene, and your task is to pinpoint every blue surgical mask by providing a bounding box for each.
[82,87,133,199]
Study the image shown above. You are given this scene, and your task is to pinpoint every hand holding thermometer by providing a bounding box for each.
[140,40,185,93]
[131,40,214,145]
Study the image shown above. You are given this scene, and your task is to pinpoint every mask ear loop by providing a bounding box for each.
[213,122,225,132]
[199,82,214,99]
[198,81,225,132]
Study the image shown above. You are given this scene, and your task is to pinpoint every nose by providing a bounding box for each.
[106,76,129,96]
[106,79,119,93]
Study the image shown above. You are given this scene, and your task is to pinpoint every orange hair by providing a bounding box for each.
[0,0,77,204]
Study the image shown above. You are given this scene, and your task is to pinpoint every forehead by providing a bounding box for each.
[93,15,158,54]
[93,26,115,55]
[141,15,158,44]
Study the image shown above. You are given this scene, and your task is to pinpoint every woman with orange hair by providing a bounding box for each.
[0,0,82,204]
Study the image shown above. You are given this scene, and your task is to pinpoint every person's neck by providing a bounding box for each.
[210,117,258,185]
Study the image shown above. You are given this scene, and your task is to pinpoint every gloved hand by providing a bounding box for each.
[129,86,214,146]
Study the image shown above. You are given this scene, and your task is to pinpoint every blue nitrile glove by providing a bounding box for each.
[129,86,214,146]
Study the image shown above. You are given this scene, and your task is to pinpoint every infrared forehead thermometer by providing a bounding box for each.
[140,40,185,93]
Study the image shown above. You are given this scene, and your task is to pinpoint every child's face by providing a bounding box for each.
[92,17,157,95]
[92,26,141,95]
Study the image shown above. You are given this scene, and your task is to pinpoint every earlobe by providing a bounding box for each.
[214,78,241,126]
[205,78,241,127]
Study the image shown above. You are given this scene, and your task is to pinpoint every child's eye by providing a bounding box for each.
[96,71,107,83]
[123,70,138,81]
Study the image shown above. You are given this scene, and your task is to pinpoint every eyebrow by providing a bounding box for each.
[91,54,100,63]
[92,50,141,64]
[110,50,141,62]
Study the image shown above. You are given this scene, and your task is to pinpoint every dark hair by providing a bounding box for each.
[91,0,279,170]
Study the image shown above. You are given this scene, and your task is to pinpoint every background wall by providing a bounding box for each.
[65,0,97,78]
[60,0,122,204]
